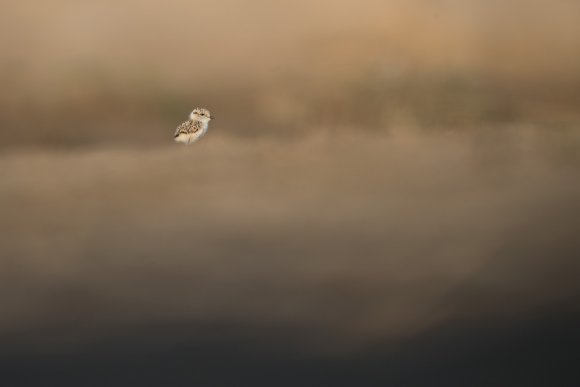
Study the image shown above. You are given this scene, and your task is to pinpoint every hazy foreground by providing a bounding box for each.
[2,129,579,349]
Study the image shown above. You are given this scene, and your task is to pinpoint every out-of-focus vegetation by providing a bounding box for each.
[1,0,579,148]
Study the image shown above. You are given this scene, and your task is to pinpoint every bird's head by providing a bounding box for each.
[189,107,213,123]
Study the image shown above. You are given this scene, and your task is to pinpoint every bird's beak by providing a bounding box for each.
[210,115,215,120]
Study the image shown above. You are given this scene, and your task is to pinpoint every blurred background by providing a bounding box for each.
[1,0,580,385]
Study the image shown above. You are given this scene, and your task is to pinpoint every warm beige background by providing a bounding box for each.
[1,0,579,147]
[1,0,579,364]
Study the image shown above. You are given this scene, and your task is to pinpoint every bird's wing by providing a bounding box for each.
[174,121,191,137]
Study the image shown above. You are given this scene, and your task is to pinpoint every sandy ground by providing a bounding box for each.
[1,130,579,355]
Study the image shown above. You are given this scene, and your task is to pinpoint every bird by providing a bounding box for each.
[174,107,213,144]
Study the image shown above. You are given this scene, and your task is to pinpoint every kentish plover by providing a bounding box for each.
[174,108,213,144]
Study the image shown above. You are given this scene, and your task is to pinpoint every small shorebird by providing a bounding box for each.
[174,108,213,144]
